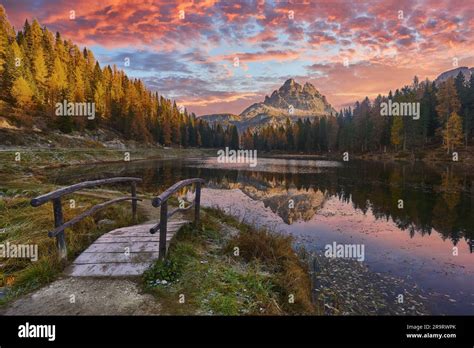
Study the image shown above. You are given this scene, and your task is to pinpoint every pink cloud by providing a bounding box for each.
[3,0,474,115]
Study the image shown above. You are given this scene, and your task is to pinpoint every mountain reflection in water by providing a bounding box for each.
[45,157,474,314]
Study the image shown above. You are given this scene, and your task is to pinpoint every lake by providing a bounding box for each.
[44,156,474,315]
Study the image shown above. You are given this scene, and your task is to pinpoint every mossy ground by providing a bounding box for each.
[0,148,170,305]
[0,192,146,305]
[0,147,316,314]
[0,147,213,173]
[142,208,318,315]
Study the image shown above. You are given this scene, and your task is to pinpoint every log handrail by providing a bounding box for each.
[47,197,142,237]
[151,178,205,208]
[150,178,205,259]
[30,177,142,260]
[31,177,142,206]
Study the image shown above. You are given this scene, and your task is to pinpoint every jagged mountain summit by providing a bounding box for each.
[201,67,472,133]
[200,79,336,132]
[241,78,336,119]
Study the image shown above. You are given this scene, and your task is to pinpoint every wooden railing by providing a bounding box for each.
[30,177,142,260]
[150,178,205,259]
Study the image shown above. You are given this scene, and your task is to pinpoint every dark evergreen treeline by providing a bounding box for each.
[243,74,474,154]
[45,151,474,247]
[2,5,474,153]
[0,6,239,148]
[115,160,473,244]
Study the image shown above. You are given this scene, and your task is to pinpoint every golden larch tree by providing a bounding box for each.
[390,116,403,149]
[12,76,34,107]
[443,112,464,154]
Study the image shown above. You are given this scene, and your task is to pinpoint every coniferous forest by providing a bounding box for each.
[1,0,474,322]
[0,6,239,149]
[243,75,474,154]
[1,4,473,155]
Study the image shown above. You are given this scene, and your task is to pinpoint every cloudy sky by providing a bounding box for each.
[2,0,472,115]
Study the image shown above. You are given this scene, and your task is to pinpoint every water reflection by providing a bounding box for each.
[46,158,474,250]
[44,157,474,314]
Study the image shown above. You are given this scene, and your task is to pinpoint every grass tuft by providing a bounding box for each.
[0,194,145,306]
[142,207,317,315]
[225,227,315,314]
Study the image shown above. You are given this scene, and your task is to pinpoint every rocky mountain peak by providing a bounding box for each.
[282,78,297,88]
[303,81,318,95]
[202,78,336,133]
[262,79,332,112]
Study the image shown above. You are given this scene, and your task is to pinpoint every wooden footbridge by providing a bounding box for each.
[30,178,205,277]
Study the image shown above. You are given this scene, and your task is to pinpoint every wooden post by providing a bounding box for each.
[194,182,201,225]
[131,182,137,223]
[52,198,67,261]
[159,201,168,260]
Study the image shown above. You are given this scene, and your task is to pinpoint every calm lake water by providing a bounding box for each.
[45,157,474,315]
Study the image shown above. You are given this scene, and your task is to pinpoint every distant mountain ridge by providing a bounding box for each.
[196,113,240,128]
[200,79,336,132]
[435,66,474,84]
[201,67,468,133]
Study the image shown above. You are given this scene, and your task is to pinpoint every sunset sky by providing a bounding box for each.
[2,0,473,115]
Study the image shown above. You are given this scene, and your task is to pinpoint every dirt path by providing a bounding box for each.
[1,277,162,315]
[1,190,190,315]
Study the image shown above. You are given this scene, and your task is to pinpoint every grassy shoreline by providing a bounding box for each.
[142,208,317,315]
[0,147,215,171]
[0,147,316,314]
[0,195,146,305]
[0,147,214,305]
[264,146,474,167]
[1,145,459,314]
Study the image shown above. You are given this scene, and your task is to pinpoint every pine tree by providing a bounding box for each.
[454,71,469,146]
[0,5,15,76]
[33,45,48,99]
[419,80,438,145]
[162,118,172,146]
[443,112,464,153]
[41,27,54,75]
[1,40,21,101]
[230,125,239,149]
[27,19,43,55]
[49,57,67,92]
[285,118,294,150]
[11,76,34,107]
[391,116,403,149]
[436,78,461,150]
[319,116,328,151]
[93,80,106,118]
[465,74,474,146]
[73,65,85,101]
[241,129,253,149]
[0,7,233,147]
[436,78,461,129]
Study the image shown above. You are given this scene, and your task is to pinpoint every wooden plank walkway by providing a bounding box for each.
[65,220,187,277]
[29,177,204,277]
